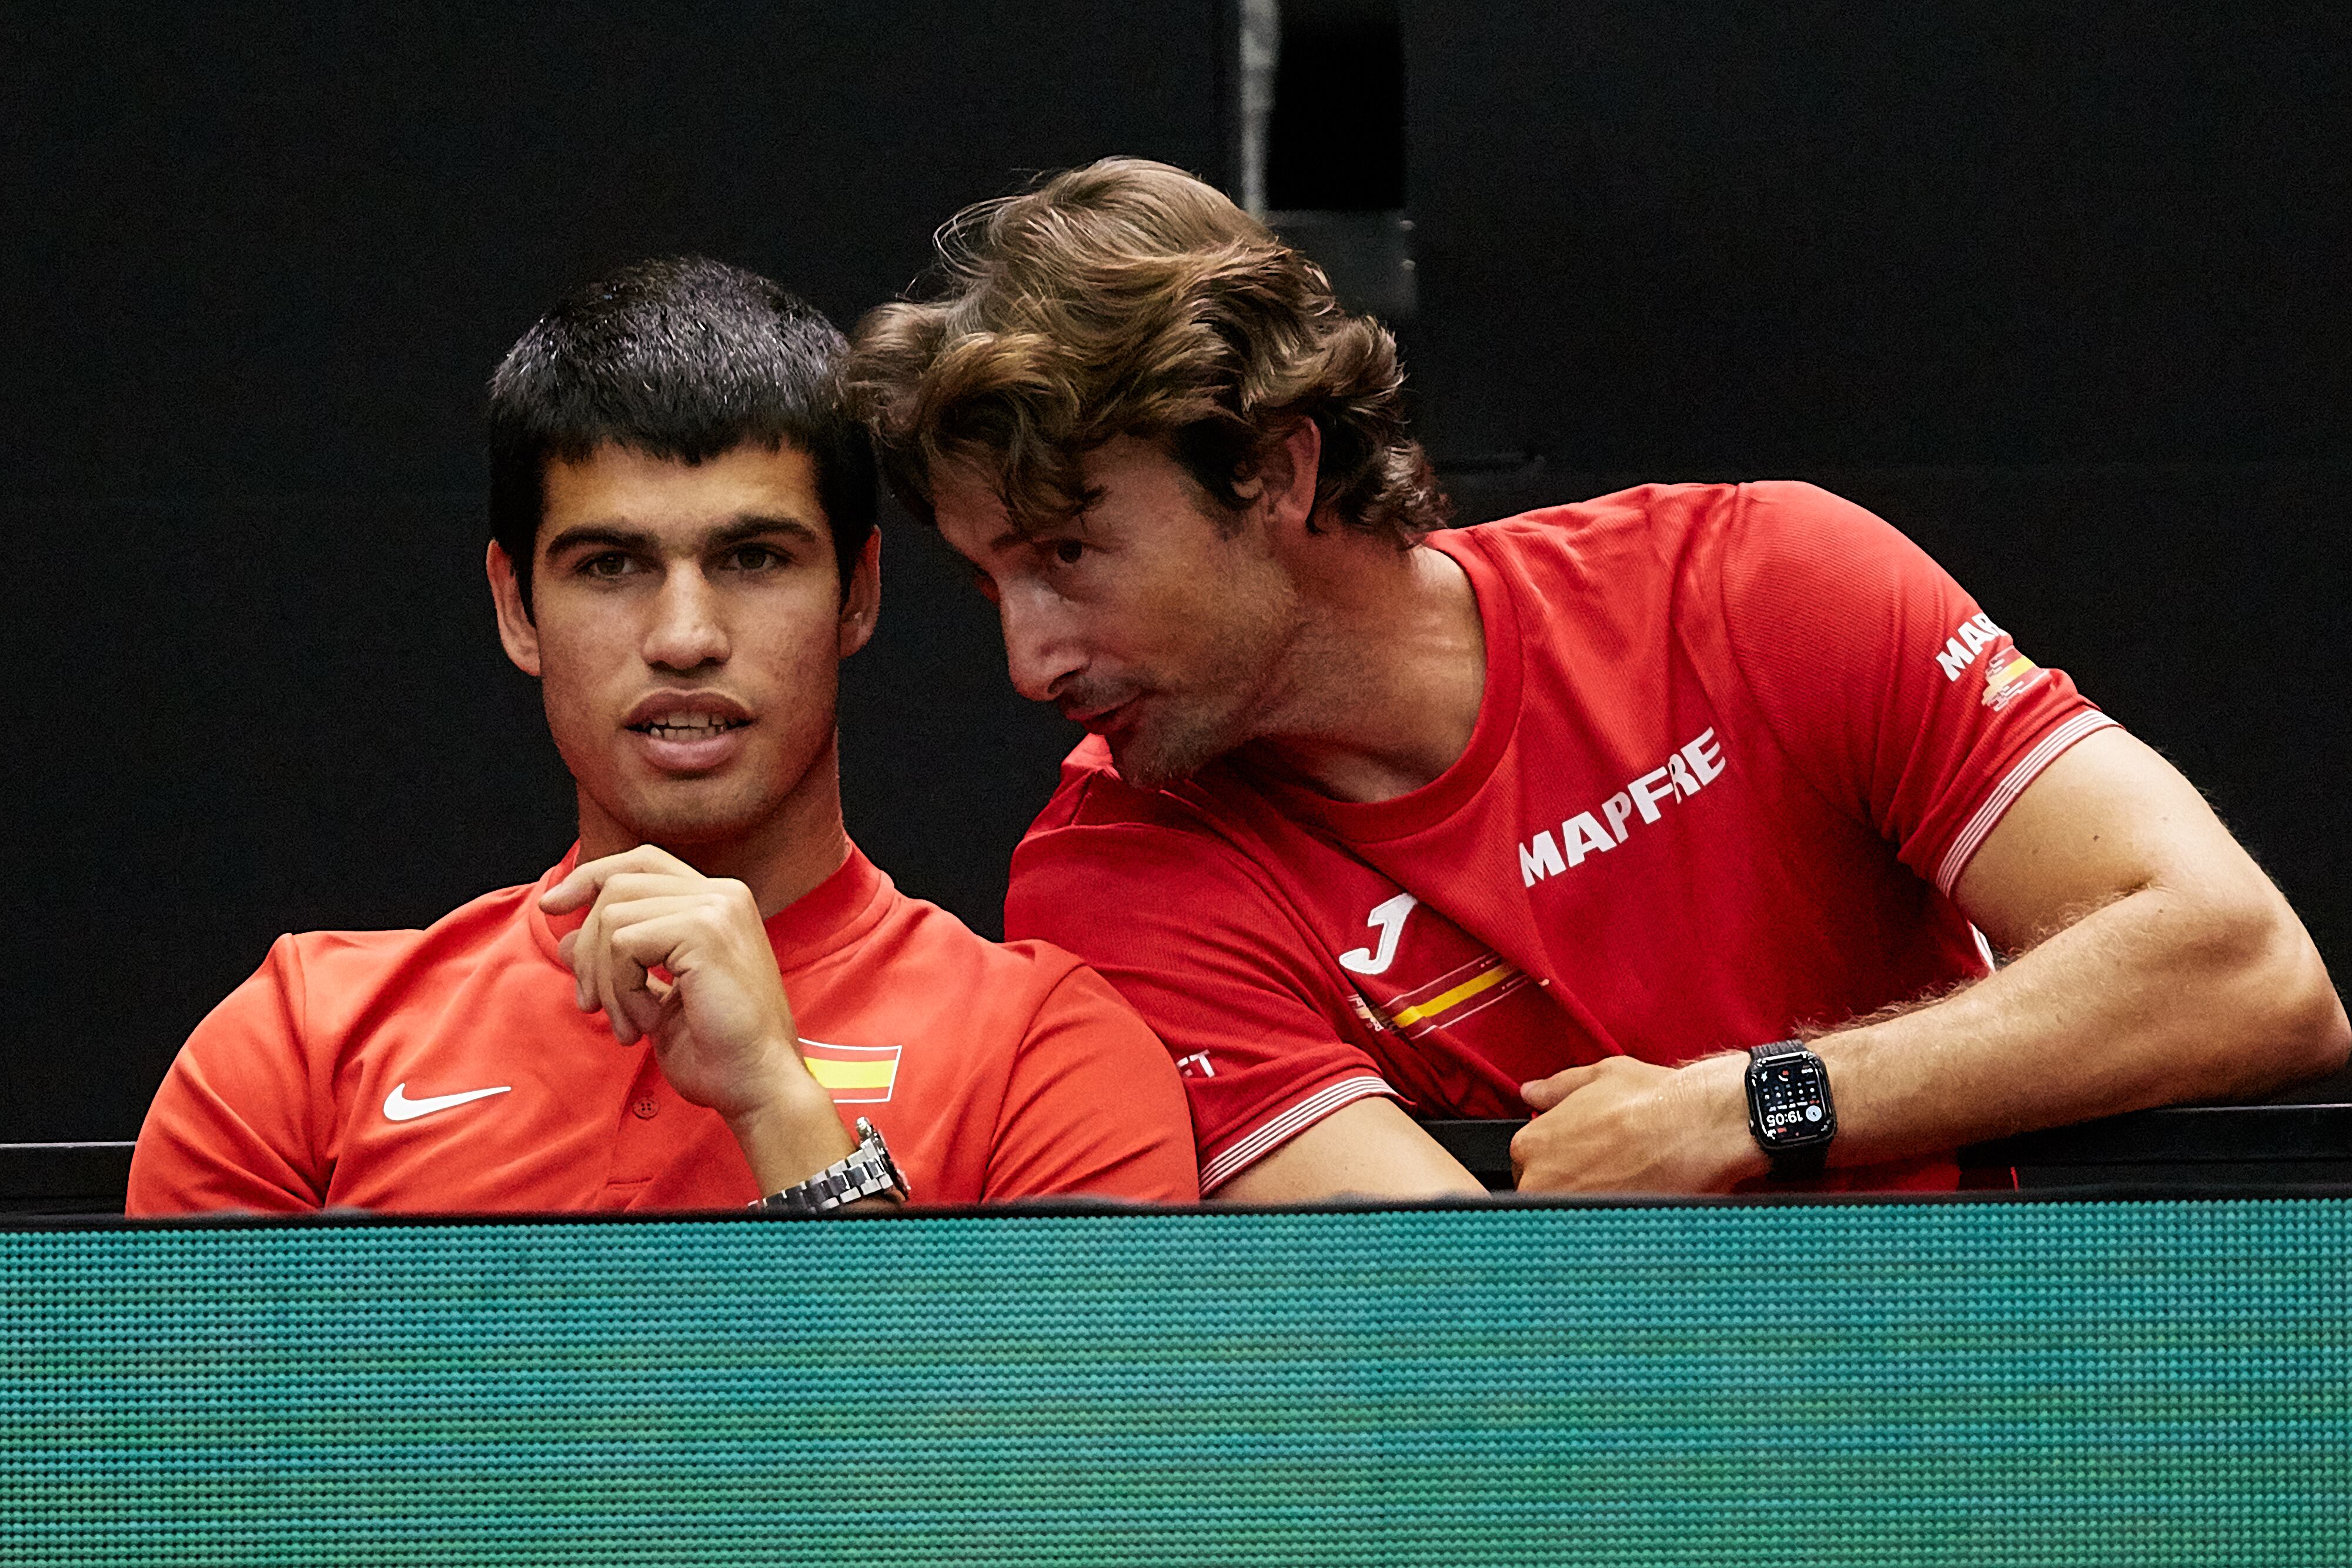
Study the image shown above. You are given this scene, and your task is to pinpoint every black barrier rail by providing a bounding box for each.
[0,1141,135,1217]
[12,1101,2351,1216]
[1423,1103,2352,1191]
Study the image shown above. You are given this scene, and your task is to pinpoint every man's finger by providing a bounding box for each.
[561,912,601,1017]
[610,950,666,1041]
[605,913,729,1038]
[539,844,698,914]
[574,893,719,1042]
[605,912,715,982]
[1520,1064,1605,1111]
[589,871,707,912]
[594,920,645,1045]
[600,897,715,1022]
[576,904,623,1037]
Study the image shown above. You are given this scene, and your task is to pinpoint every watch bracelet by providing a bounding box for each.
[749,1124,904,1213]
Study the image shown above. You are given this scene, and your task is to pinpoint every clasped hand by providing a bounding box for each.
[539,845,815,1124]
[1510,1054,1759,1193]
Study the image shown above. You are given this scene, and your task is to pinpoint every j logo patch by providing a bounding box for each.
[1339,893,1419,977]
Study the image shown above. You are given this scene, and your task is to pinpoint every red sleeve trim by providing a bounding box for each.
[1932,710,2119,895]
[1197,1073,1398,1195]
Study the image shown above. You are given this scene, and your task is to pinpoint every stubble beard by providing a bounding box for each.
[1113,699,1251,793]
[1110,581,1299,793]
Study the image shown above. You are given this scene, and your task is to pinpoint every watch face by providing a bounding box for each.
[1750,1055,1835,1148]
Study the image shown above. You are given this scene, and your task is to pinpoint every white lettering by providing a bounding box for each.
[1628,767,1675,824]
[1516,729,1733,888]
[1338,892,1420,975]
[1519,831,1567,887]
[1561,813,1615,866]
[1175,1051,1217,1079]
[1599,791,1635,843]
[1681,729,1725,785]
[1937,615,2007,680]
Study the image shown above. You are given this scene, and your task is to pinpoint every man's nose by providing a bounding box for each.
[644,567,729,670]
[998,589,1083,704]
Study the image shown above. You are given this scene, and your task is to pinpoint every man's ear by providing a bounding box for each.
[1258,419,1324,536]
[486,540,542,678]
[837,529,881,659]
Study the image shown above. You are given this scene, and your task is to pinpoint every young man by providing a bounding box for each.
[849,159,2348,1201]
[129,256,1197,1215]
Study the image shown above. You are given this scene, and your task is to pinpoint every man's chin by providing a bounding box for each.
[599,782,774,851]
[1107,718,1230,793]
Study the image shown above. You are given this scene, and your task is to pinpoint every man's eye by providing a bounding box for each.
[1051,539,1086,567]
[727,544,783,571]
[580,552,634,579]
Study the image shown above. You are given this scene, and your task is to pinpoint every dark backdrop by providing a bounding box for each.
[4,2,1234,1139]
[6,2,2345,1141]
[1399,1,2349,1072]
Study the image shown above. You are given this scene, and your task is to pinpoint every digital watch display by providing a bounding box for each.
[1745,1041,1836,1178]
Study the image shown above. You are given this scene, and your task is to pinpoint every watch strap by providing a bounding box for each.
[1766,1140,1829,1178]
[750,1116,910,1213]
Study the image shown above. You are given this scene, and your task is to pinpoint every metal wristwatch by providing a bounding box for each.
[1745,1039,1837,1179]
[749,1117,910,1213]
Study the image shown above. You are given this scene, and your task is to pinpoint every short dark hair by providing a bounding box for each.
[487,256,877,611]
[848,158,1448,547]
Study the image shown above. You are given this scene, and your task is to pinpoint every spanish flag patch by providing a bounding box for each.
[796,1039,903,1104]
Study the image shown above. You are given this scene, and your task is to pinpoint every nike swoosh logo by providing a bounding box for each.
[383,1082,513,1122]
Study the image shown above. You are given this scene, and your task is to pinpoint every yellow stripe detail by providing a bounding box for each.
[1388,964,1516,1029]
[802,1057,898,1091]
[1989,656,2035,687]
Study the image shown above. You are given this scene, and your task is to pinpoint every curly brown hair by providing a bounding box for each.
[847,158,1449,547]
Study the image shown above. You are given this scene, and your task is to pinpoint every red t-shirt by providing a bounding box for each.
[129,844,1199,1213]
[1007,482,2115,1192]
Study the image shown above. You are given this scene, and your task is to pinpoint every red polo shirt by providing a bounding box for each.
[1008,482,2112,1192]
[131,844,1198,1212]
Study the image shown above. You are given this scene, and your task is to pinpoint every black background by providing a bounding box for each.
[6,2,2345,1141]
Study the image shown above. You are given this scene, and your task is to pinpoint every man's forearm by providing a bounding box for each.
[1811,883,2348,1166]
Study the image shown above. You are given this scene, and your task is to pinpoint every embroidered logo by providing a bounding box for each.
[797,1039,903,1104]
[1339,892,1419,976]
[383,1082,512,1123]
[1979,637,2043,711]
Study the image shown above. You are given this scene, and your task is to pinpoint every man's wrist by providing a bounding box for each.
[724,1069,858,1196]
[1688,1053,1772,1185]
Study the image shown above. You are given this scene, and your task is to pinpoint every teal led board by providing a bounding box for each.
[3,1199,2346,1564]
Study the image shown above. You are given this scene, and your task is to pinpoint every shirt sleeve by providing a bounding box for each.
[125,935,331,1215]
[1719,481,2117,896]
[978,956,1201,1203]
[1008,811,1398,1193]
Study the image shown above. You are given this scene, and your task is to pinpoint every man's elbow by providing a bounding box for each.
[2277,947,2352,1082]
[2201,891,2350,1088]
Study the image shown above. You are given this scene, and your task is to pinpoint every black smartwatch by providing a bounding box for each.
[1745,1040,1836,1179]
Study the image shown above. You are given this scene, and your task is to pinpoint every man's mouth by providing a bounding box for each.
[627,712,751,740]
[1067,700,1134,735]
[1061,690,1141,731]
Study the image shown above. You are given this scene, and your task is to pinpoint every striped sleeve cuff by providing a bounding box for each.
[1197,1074,1399,1195]
[1933,710,2119,895]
